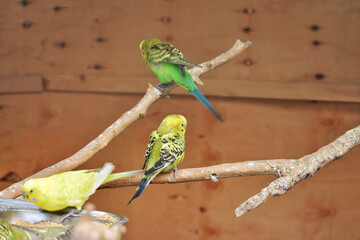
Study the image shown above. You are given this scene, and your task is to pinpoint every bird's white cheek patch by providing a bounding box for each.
[32,197,39,202]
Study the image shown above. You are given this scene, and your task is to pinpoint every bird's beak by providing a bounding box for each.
[22,192,28,200]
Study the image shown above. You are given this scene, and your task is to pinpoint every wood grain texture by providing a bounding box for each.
[45,75,360,102]
[0,92,359,239]
[0,76,43,93]
[0,0,359,101]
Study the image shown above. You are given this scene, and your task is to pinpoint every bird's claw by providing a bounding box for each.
[171,168,177,181]
[60,209,82,223]
[155,83,171,97]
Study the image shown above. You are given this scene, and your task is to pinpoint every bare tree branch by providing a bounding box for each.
[0,39,252,199]
[234,124,360,217]
[99,125,360,217]
[99,159,288,188]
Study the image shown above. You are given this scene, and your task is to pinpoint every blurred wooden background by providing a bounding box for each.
[0,0,359,239]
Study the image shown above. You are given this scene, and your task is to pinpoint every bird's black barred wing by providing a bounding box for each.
[142,130,160,169]
[148,42,200,66]
[148,42,182,63]
[145,132,185,175]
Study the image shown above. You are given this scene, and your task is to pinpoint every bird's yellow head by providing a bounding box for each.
[161,114,187,135]
[139,38,162,58]
[22,178,44,206]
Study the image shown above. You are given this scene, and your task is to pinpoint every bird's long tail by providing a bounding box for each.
[103,170,144,184]
[189,88,223,121]
[127,175,154,205]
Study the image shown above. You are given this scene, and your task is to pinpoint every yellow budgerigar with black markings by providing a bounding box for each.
[128,114,187,204]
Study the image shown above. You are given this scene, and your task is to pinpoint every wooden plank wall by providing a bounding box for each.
[0,0,360,240]
[0,94,359,240]
[0,0,359,101]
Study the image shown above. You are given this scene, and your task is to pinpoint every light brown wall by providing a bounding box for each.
[0,0,359,239]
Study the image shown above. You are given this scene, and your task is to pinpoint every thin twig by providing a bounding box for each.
[0,39,252,199]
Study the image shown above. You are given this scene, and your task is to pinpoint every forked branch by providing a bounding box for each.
[0,39,252,199]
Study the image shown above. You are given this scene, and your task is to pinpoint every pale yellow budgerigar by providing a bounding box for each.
[22,163,142,211]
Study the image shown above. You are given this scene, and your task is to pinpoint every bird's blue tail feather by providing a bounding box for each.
[189,88,223,121]
[128,177,151,205]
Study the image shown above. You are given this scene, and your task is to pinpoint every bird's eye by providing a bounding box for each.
[30,190,33,194]
[181,124,184,127]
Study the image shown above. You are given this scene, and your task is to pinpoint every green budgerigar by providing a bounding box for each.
[22,163,142,211]
[140,38,223,121]
[128,114,187,204]
[0,218,31,240]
